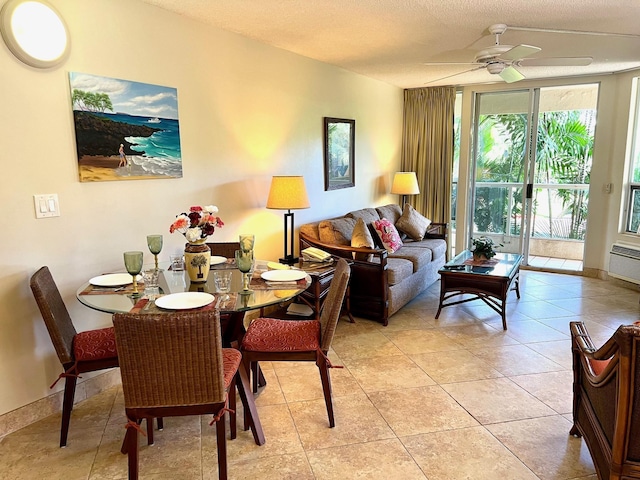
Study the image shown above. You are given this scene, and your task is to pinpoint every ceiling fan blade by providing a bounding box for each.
[506,25,640,39]
[424,66,485,85]
[422,62,482,66]
[500,44,542,61]
[500,65,525,83]
[519,56,593,67]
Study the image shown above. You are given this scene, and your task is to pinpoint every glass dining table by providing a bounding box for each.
[76,259,311,318]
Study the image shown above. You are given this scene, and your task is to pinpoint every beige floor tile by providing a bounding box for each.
[440,322,521,348]
[226,453,314,480]
[0,426,105,480]
[251,367,287,406]
[383,328,465,354]
[410,349,503,383]
[381,308,438,330]
[276,361,363,402]
[402,426,539,480]
[368,385,478,436]
[288,392,395,450]
[510,370,574,414]
[307,438,427,480]
[511,300,575,319]
[473,344,565,376]
[486,415,596,480]
[494,320,569,343]
[443,377,557,424]
[330,331,403,361]
[525,339,574,369]
[344,354,435,392]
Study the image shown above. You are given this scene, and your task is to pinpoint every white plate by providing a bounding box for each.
[89,273,141,287]
[261,270,307,282]
[210,256,227,265]
[155,292,215,310]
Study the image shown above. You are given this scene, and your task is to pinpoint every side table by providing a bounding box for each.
[297,259,355,322]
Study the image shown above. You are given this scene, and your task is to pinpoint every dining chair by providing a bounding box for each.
[206,241,241,258]
[113,310,264,480]
[29,266,121,447]
[240,258,350,427]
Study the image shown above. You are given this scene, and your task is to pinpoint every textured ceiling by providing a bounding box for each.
[139,0,640,88]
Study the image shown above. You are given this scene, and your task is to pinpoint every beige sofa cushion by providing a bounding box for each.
[351,218,375,261]
[346,207,380,225]
[318,217,357,245]
[300,222,321,241]
[395,204,431,241]
[376,204,403,225]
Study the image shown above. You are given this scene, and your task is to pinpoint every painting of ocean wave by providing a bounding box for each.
[69,72,183,182]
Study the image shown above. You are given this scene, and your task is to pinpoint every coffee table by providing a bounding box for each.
[436,250,522,330]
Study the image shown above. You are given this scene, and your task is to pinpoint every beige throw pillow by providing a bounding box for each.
[395,204,431,241]
[351,218,375,261]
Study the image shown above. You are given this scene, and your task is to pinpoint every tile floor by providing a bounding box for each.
[3,270,639,479]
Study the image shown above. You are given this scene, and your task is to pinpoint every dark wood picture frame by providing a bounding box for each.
[323,117,355,191]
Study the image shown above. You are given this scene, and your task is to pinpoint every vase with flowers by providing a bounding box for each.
[170,205,224,283]
[470,236,502,261]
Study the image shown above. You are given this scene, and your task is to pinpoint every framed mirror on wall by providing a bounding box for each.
[323,117,355,191]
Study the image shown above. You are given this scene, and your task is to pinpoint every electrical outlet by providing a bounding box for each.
[604,183,613,194]
[34,194,60,218]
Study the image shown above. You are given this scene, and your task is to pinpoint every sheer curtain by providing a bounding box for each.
[401,86,456,225]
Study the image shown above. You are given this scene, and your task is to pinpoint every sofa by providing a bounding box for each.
[299,203,447,325]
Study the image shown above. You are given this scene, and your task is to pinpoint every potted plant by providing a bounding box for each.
[470,236,502,260]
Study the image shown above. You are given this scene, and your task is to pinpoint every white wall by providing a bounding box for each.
[0,0,403,417]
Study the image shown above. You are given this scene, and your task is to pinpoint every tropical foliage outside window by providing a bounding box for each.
[626,78,640,233]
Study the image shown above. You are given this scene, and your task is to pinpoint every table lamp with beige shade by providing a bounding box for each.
[391,171,420,206]
[266,175,310,265]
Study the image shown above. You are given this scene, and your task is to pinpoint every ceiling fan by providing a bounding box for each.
[423,23,594,84]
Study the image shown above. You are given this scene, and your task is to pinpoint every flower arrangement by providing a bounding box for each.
[470,236,502,259]
[170,205,224,243]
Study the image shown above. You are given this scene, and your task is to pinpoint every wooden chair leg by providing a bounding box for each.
[126,425,139,480]
[235,363,266,446]
[60,376,77,447]
[156,418,163,431]
[228,377,237,440]
[317,356,335,428]
[146,418,154,445]
[215,413,227,480]
[251,361,259,393]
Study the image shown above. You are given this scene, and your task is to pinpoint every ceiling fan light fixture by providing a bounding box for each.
[486,62,505,74]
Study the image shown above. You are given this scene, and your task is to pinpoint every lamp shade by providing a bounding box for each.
[390,172,420,195]
[266,176,310,210]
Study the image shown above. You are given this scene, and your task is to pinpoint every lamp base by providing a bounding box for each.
[279,256,299,265]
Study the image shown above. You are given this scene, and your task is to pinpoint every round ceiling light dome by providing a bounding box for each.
[0,0,70,68]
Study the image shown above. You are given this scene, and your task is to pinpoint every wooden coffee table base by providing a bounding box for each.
[435,264,521,330]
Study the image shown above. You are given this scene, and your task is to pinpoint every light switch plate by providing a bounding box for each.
[34,194,60,218]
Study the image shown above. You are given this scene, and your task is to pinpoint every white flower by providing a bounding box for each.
[203,205,218,213]
[185,228,202,243]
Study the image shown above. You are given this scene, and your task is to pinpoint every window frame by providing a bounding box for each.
[625,77,640,233]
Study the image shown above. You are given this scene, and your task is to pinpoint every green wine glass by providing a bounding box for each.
[146,234,163,270]
[235,249,254,293]
[123,251,144,296]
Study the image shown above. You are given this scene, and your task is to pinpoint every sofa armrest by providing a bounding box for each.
[425,222,448,240]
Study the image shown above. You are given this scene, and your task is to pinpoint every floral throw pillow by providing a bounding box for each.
[372,218,403,253]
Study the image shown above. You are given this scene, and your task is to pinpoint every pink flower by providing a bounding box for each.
[170,206,223,241]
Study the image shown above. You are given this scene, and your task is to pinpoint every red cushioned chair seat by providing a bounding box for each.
[222,348,242,388]
[242,318,321,352]
[588,358,611,376]
[73,327,118,361]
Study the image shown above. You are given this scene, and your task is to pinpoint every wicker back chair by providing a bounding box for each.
[570,321,640,480]
[113,310,264,480]
[30,266,119,447]
[206,241,241,259]
[241,259,351,427]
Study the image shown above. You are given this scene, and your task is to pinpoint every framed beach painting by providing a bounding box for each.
[323,117,355,191]
[69,72,182,182]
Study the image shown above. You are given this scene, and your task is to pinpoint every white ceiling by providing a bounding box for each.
[139,0,640,88]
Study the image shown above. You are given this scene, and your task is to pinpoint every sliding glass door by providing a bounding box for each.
[469,84,598,269]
